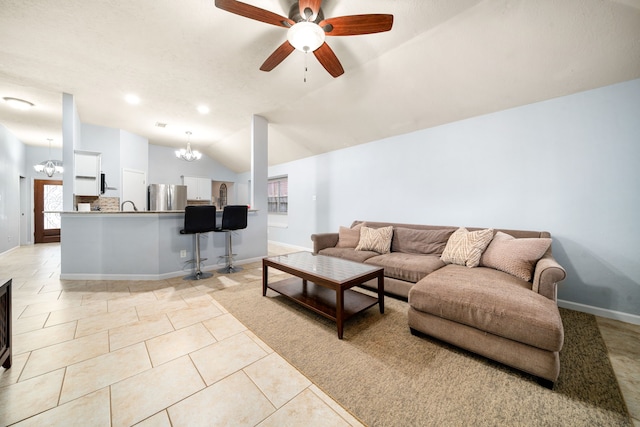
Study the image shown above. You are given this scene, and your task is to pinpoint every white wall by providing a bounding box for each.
[0,124,26,253]
[267,79,640,318]
[81,124,120,197]
[62,93,80,212]
[79,124,151,200]
[148,144,238,186]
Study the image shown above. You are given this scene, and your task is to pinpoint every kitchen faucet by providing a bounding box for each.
[121,200,138,211]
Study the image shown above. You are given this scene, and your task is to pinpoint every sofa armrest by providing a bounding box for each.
[311,233,339,254]
[532,254,566,301]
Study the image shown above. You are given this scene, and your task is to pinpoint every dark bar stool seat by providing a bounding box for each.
[215,205,248,273]
[180,205,216,280]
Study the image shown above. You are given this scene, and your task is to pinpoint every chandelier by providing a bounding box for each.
[175,131,202,161]
[34,139,64,177]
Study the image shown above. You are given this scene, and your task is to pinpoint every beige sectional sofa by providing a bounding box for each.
[311,220,566,387]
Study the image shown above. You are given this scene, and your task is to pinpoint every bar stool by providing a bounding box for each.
[180,205,217,280]
[215,205,248,273]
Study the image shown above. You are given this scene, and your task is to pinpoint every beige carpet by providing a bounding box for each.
[213,281,631,426]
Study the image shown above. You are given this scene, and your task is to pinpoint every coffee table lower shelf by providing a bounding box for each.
[266,277,379,333]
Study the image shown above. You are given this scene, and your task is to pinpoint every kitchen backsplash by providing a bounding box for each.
[75,196,120,211]
[97,197,120,211]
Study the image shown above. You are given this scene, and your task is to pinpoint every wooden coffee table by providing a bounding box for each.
[262,252,384,339]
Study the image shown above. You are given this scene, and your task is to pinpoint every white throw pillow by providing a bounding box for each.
[355,226,393,254]
[441,227,494,268]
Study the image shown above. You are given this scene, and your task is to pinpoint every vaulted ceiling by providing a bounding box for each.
[1,0,639,173]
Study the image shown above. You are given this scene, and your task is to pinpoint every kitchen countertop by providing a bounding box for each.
[59,210,185,214]
[57,209,258,214]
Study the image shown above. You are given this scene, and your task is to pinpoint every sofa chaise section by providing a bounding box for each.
[408,262,565,384]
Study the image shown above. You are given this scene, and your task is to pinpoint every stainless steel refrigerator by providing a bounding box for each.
[148,184,188,211]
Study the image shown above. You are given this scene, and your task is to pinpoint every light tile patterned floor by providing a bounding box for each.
[0,243,638,426]
[0,243,363,426]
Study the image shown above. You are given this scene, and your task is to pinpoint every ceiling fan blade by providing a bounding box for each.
[214,0,294,28]
[313,42,344,78]
[319,14,394,36]
[260,41,295,72]
[299,0,322,21]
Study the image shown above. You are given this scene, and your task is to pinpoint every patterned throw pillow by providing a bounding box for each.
[480,231,552,281]
[355,226,393,254]
[336,224,362,248]
[441,227,494,267]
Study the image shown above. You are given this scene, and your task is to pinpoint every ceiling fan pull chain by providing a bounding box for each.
[304,51,308,83]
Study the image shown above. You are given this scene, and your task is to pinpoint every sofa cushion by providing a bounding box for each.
[336,224,362,248]
[365,253,446,283]
[391,227,455,255]
[441,227,494,268]
[480,231,552,281]
[409,264,564,352]
[318,247,380,263]
[355,226,393,254]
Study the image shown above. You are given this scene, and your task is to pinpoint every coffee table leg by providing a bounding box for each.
[378,272,385,314]
[336,288,344,339]
[262,262,268,296]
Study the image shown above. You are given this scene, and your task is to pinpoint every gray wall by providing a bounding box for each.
[80,124,150,199]
[266,79,640,318]
[148,144,238,186]
[80,124,120,197]
[0,124,26,253]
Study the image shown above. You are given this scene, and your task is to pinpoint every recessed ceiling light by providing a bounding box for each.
[3,97,34,110]
[197,105,210,114]
[125,94,140,105]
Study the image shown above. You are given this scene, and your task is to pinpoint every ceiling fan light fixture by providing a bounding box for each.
[287,21,325,52]
[125,94,140,105]
[3,97,34,110]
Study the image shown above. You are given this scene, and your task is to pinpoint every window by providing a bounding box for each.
[268,176,288,214]
[44,184,63,229]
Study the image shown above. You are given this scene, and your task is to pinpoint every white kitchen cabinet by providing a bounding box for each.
[74,151,101,196]
[182,176,212,201]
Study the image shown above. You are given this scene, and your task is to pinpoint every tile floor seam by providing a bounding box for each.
[187,351,211,388]
[13,321,78,355]
[243,359,301,411]
[308,385,362,427]
[12,351,31,386]
[55,366,67,407]
[108,384,114,427]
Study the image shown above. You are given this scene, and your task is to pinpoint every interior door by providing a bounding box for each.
[34,179,63,244]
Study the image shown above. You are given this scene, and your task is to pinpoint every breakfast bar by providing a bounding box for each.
[60,210,265,280]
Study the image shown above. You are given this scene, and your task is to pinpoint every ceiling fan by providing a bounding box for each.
[214,0,394,78]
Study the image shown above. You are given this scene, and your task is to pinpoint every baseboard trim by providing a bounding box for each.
[59,256,265,281]
[558,299,640,326]
[268,240,311,252]
[0,245,19,257]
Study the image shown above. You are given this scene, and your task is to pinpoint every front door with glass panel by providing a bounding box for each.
[34,179,63,243]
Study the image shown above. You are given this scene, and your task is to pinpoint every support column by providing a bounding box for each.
[61,93,80,212]
[251,115,269,255]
